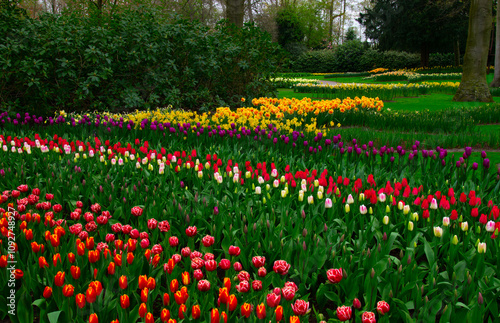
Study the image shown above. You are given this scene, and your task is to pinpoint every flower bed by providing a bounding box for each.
[1,115,500,322]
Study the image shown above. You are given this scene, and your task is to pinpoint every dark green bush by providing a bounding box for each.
[0,8,281,115]
[291,46,458,73]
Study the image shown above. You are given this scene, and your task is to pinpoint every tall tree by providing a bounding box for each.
[454,0,493,102]
[226,0,244,27]
[358,0,469,67]
[490,0,500,87]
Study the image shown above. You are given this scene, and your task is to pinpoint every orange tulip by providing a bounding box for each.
[75,293,86,309]
[62,284,75,297]
[160,309,170,322]
[144,249,151,260]
[218,287,229,304]
[241,303,252,318]
[164,258,175,274]
[31,242,40,253]
[43,286,53,298]
[114,254,122,266]
[139,303,147,318]
[86,286,97,304]
[127,238,136,252]
[256,303,266,319]
[147,277,156,290]
[228,294,237,311]
[141,288,149,303]
[192,305,201,320]
[24,229,33,240]
[54,271,65,287]
[221,311,227,323]
[77,242,85,256]
[70,265,81,280]
[289,316,300,323]
[163,293,170,306]
[89,313,98,323]
[223,277,231,291]
[179,304,187,319]
[152,254,160,267]
[107,262,115,275]
[181,271,190,285]
[170,279,179,293]
[138,275,148,289]
[210,308,220,323]
[86,237,94,250]
[115,239,123,250]
[88,250,100,263]
[50,234,60,248]
[120,294,130,309]
[275,305,283,322]
[127,252,134,265]
[68,252,75,264]
[89,281,103,296]
[52,253,62,267]
[39,256,49,269]
[116,275,126,289]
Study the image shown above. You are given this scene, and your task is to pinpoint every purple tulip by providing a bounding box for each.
[483,158,490,169]
[465,147,472,157]
[481,151,487,158]
[472,162,478,170]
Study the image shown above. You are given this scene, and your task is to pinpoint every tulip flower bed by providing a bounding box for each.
[1,107,500,323]
[293,82,460,101]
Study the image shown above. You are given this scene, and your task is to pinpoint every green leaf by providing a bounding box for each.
[47,311,63,323]
[424,239,435,266]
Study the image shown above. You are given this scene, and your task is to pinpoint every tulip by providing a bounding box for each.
[43,286,53,298]
[451,235,459,245]
[228,294,238,311]
[275,305,284,322]
[89,313,98,323]
[118,275,127,289]
[377,301,390,315]
[361,311,376,323]
[360,205,367,215]
[325,198,332,208]
[211,308,220,323]
[120,294,130,309]
[336,305,352,321]
[291,299,309,315]
[75,293,86,308]
[290,316,300,323]
[54,271,65,287]
[62,284,75,297]
[241,303,252,318]
[486,221,496,232]
[145,313,154,323]
[326,268,343,284]
[345,204,350,213]
[461,222,469,231]
[139,303,147,318]
[383,216,389,225]
[179,304,187,319]
[408,221,414,231]
[160,309,170,322]
[256,303,266,319]
[433,227,443,238]
[478,242,486,254]
[192,305,201,319]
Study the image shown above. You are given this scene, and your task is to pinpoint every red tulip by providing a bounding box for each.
[362,311,376,323]
[275,305,283,322]
[145,312,154,323]
[62,284,75,297]
[256,303,266,319]
[326,268,343,284]
[210,308,220,323]
[54,271,65,287]
[170,279,179,293]
[377,301,390,315]
[75,293,86,308]
[120,295,130,309]
[241,303,252,318]
[179,304,187,319]
[192,305,201,319]
[228,294,238,311]
[139,303,147,318]
[89,313,98,323]
[71,266,81,280]
[119,275,128,289]
[160,309,170,322]
[336,306,352,321]
[43,286,53,298]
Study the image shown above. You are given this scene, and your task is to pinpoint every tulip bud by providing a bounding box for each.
[371,268,375,279]
[386,205,390,213]
[408,221,414,231]
[383,216,389,225]
[345,204,350,213]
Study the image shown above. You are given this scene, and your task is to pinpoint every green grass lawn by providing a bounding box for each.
[383,94,500,112]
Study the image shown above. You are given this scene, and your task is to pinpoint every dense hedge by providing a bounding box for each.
[292,41,458,73]
[0,8,282,115]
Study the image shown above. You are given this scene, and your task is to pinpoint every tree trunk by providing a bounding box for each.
[453,0,493,102]
[490,0,500,87]
[226,0,245,27]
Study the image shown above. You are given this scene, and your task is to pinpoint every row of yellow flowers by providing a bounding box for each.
[60,97,383,135]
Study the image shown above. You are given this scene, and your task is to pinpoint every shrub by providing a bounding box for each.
[0,8,281,115]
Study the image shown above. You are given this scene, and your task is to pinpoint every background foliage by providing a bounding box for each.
[0,7,282,115]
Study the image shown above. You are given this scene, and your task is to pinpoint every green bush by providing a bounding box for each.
[291,47,458,73]
[0,8,281,115]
